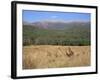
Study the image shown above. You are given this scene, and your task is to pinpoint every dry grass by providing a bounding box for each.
[23,45,91,69]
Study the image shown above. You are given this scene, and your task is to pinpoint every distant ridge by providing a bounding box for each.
[23,20,90,30]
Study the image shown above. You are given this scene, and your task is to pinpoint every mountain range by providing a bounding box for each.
[23,20,90,30]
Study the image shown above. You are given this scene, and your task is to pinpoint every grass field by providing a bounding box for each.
[23,45,90,69]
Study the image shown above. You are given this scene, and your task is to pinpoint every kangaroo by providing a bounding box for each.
[65,47,74,57]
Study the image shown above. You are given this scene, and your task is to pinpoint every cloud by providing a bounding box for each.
[51,15,58,18]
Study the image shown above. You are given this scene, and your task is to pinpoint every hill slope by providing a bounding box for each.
[23,21,91,46]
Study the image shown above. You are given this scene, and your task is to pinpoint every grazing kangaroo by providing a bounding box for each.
[65,47,74,57]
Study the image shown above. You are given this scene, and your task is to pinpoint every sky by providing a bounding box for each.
[23,10,90,23]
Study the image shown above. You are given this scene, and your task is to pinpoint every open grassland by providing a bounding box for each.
[23,45,90,69]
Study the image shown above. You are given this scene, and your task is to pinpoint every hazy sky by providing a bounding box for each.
[23,10,90,23]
